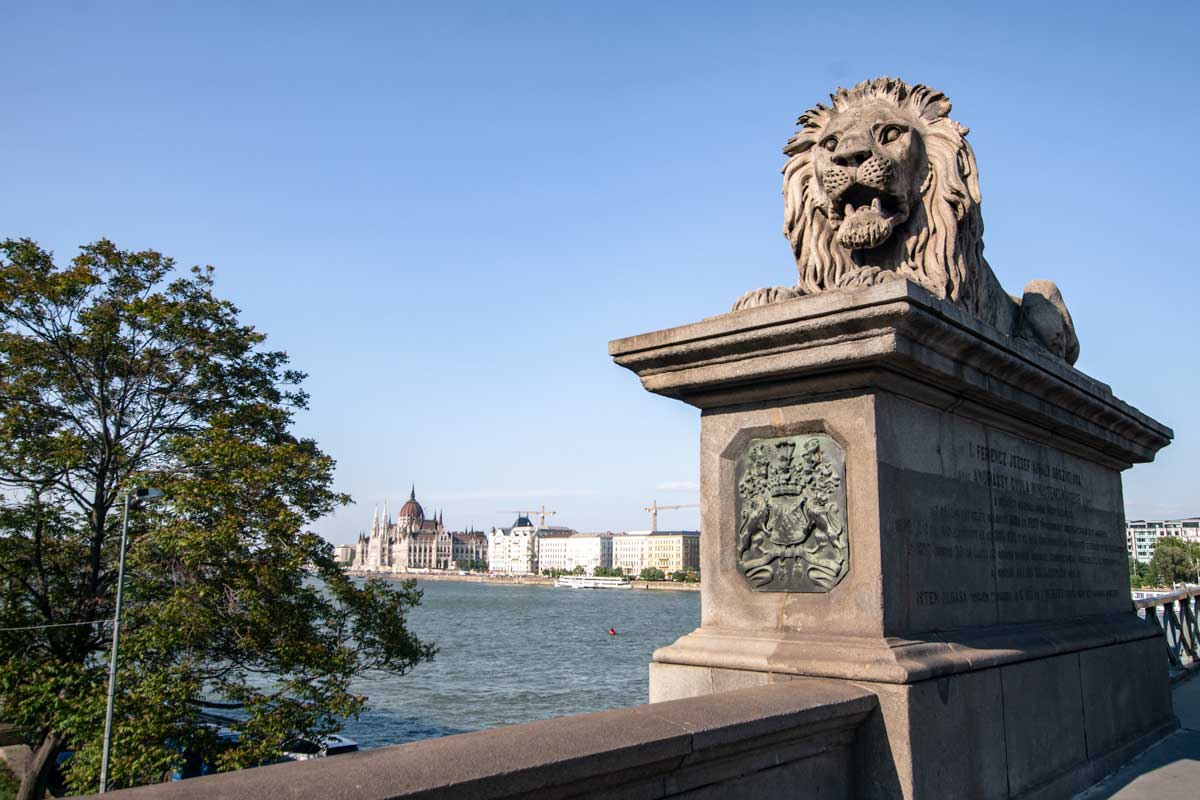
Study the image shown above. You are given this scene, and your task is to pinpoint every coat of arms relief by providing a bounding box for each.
[735,434,848,592]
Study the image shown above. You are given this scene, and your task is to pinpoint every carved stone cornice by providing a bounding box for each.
[610,280,1171,468]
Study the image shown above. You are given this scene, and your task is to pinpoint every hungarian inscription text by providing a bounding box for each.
[889,427,1127,627]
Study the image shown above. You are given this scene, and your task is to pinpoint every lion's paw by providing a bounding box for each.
[1017,280,1080,365]
[834,267,903,288]
[732,286,803,312]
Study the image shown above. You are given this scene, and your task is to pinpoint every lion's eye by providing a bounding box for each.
[879,125,905,144]
[821,137,838,152]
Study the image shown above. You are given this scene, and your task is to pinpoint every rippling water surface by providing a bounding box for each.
[342,579,700,748]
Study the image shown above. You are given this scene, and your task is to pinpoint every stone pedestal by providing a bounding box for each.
[610,281,1175,799]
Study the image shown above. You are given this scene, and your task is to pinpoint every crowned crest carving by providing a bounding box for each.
[736,434,848,592]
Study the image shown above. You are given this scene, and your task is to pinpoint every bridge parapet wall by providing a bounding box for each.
[88,680,876,800]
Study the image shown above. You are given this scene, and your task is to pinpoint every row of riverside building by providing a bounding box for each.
[1126,516,1200,563]
[490,516,699,575]
[336,488,700,576]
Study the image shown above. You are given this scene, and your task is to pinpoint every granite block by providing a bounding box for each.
[999,654,1087,796]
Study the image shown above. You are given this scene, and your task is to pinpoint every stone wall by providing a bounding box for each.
[87,681,876,800]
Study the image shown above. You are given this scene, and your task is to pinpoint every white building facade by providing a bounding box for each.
[537,533,613,574]
[534,530,576,573]
[612,531,651,575]
[645,530,701,573]
[1127,518,1200,563]
[490,519,602,574]
[611,530,700,574]
[489,516,540,574]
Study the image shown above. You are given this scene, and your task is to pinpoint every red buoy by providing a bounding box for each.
[608,627,617,636]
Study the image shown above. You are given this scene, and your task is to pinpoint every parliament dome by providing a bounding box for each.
[398,486,425,522]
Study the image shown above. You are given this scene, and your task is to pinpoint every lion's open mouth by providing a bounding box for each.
[828,184,908,250]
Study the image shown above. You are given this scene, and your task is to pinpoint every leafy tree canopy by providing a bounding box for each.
[0,240,435,796]
[1146,537,1200,587]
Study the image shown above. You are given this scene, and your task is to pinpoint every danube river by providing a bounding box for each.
[342,579,700,748]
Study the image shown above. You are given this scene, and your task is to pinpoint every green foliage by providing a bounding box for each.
[1129,557,1154,588]
[542,566,604,577]
[0,759,17,800]
[638,567,666,582]
[1146,537,1200,587]
[0,240,435,794]
[669,570,700,583]
[592,567,624,578]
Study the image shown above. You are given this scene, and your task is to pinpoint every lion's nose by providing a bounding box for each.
[832,145,872,168]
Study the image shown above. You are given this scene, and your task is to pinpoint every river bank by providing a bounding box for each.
[628,580,700,592]
[346,570,701,591]
[347,570,552,586]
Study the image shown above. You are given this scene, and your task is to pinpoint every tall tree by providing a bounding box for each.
[1147,536,1200,587]
[0,239,435,796]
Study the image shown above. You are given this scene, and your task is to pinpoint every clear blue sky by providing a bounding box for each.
[4,1,1197,544]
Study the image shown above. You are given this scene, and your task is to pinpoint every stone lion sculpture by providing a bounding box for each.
[734,77,1079,364]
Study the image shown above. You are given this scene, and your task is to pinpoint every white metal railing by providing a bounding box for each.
[1135,586,1200,674]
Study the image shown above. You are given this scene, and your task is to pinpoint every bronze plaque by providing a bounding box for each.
[735,434,848,592]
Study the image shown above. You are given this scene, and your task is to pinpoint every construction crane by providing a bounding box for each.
[644,500,699,532]
[499,505,558,527]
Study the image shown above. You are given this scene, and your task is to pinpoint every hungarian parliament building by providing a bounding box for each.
[351,487,488,572]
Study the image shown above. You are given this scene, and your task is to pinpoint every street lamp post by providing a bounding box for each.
[99,487,164,794]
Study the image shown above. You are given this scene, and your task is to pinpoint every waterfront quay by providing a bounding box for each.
[345,569,701,591]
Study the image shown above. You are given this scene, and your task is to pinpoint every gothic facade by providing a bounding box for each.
[352,487,487,572]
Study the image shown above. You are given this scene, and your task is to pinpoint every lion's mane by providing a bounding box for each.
[781,77,990,316]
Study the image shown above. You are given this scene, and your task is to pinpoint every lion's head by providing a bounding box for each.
[734,77,1079,364]
[782,77,987,312]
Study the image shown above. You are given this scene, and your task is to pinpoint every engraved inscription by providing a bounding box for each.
[890,428,1128,627]
[735,434,848,592]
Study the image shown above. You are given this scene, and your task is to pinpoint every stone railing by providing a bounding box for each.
[87,679,876,800]
[1136,586,1200,676]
